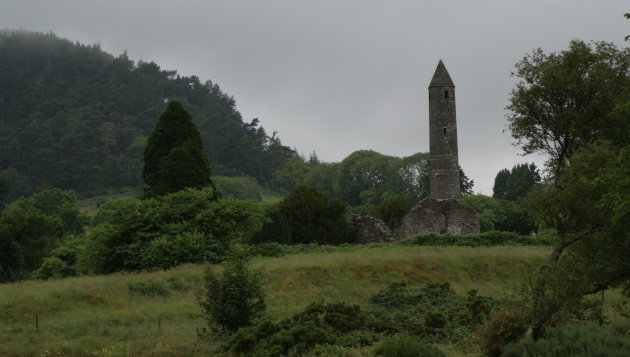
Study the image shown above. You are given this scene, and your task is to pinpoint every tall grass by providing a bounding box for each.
[0,245,549,356]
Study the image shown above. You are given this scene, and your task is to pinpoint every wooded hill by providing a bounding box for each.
[0,30,298,199]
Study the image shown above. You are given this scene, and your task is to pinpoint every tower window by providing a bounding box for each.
[443,127,447,135]
[444,90,449,98]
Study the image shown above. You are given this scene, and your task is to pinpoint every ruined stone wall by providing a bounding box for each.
[345,214,394,244]
[393,198,479,238]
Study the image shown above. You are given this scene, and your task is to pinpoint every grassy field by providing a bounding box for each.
[0,245,551,356]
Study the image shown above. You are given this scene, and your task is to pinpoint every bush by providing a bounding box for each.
[402,231,550,247]
[278,186,357,245]
[501,321,630,357]
[252,203,293,244]
[80,188,266,273]
[213,176,262,201]
[374,335,444,357]
[368,281,499,343]
[373,196,414,229]
[227,301,373,356]
[460,195,537,234]
[31,256,76,280]
[201,252,265,332]
[476,306,529,357]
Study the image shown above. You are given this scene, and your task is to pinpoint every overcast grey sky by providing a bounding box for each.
[1,0,628,194]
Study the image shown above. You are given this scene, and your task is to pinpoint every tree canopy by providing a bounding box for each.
[507,40,630,175]
[492,163,540,201]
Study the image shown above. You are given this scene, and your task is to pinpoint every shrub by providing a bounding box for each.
[278,186,357,245]
[374,335,444,357]
[213,176,262,201]
[373,196,414,229]
[501,321,630,357]
[201,252,265,332]
[476,306,529,357]
[252,203,293,244]
[31,256,76,280]
[228,301,372,356]
[80,188,265,273]
[402,231,550,247]
[368,281,499,343]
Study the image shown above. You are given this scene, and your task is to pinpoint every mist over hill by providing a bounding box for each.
[0,30,297,199]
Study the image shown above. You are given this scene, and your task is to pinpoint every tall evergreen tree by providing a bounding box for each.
[143,101,215,198]
[492,163,541,200]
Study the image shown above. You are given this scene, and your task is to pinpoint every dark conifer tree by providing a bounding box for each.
[143,101,215,198]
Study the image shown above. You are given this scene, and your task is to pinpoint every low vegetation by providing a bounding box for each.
[0,245,551,356]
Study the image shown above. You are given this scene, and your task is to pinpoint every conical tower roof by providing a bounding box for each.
[429,60,454,88]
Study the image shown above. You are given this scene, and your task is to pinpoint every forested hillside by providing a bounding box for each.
[0,30,298,199]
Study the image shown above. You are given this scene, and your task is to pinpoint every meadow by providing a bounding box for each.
[0,244,551,356]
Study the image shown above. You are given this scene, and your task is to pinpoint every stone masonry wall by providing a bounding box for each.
[393,197,479,238]
[345,214,394,244]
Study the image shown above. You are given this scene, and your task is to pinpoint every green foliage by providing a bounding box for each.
[476,307,529,357]
[31,256,76,280]
[461,195,537,234]
[201,252,265,332]
[493,163,541,201]
[0,189,85,282]
[278,186,357,245]
[143,101,213,198]
[0,30,298,196]
[374,335,444,357]
[213,176,262,200]
[80,188,265,273]
[459,167,475,195]
[227,301,372,356]
[368,281,499,343]
[501,321,630,357]
[402,231,549,247]
[524,142,630,337]
[0,177,7,210]
[373,196,413,230]
[252,203,293,245]
[507,40,630,175]
[271,157,310,191]
[302,162,338,196]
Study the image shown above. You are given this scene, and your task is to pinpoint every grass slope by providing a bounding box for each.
[0,245,550,356]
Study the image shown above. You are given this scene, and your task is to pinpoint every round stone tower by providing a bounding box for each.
[428,60,460,200]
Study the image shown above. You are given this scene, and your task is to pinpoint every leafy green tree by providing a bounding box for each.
[143,101,215,198]
[201,250,265,332]
[212,176,262,201]
[459,167,474,195]
[333,150,396,205]
[0,189,86,282]
[302,162,338,196]
[271,157,310,191]
[507,40,630,175]
[461,194,536,234]
[493,163,541,201]
[524,141,630,338]
[279,186,356,244]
